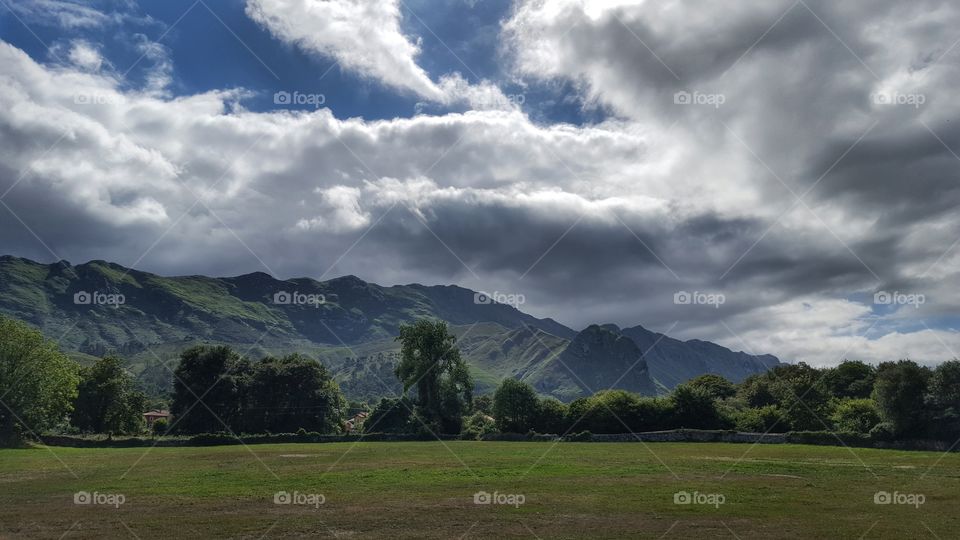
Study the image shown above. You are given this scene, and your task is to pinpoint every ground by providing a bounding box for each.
[0,441,957,539]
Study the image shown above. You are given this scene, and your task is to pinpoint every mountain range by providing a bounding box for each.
[0,255,781,402]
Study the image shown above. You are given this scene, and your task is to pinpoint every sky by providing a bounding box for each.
[0,0,959,366]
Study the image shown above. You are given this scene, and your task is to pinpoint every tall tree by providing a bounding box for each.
[0,316,79,446]
[823,360,876,399]
[72,356,147,435]
[394,320,472,433]
[872,360,930,437]
[171,346,251,434]
[245,354,345,433]
[492,378,540,433]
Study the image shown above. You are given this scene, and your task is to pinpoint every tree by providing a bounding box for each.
[928,360,960,410]
[738,375,776,408]
[492,378,540,433]
[0,316,79,446]
[245,354,345,434]
[830,399,881,433]
[170,346,251,434]
[687,374,736,400]
[925,360,960,440]
[823,361,876,399]
[394,320,472,433]
[472,395,493,415]
[872,360,930,437]
[670,384,727,429]
[364,397,413,434]
[533,397,567,434]
[734,405,787,433]
[71,356,147,435]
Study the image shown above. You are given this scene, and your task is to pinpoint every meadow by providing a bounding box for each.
[0,441,957,539]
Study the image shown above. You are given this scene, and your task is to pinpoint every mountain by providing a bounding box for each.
[523,325,659,401]
[0,255,782,401]
[620,325,781,388]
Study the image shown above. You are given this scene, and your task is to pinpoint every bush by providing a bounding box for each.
[734,405,787,433]
[868,422,896,442]
[564,430,593,442]
[830,399,881,434]
[460,412,497,440]
[151,419,169,436]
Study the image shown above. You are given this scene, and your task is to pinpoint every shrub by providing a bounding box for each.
[151,419,169,436]
[830,399,881,433]
[460,412,497,440]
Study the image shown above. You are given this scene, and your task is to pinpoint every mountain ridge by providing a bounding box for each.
[0,255,782,401]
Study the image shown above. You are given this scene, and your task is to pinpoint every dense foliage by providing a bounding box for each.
[394,320,472,434]
[468,360,960,440]
[171,346,345,435]
[0,316,79,446]
[71,356,147,435]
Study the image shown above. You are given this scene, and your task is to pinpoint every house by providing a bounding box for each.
[344,412,368,433]
[143,410,171,428]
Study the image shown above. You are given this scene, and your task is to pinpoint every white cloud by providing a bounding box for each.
[245,0,444,100]
[244,0,520,110]
[66,40,105,71]
[3,0,960,369]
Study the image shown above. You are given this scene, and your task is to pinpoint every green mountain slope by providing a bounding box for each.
[0,256,781,402]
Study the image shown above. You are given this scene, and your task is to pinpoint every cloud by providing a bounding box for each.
[244,0,520,110]
[3,0,960,371]
[245,0,444,100]
[6,0,115,29]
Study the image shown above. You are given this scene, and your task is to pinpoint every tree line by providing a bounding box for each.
[3,313,960,446]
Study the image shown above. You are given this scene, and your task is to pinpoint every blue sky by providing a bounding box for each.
[1,0,598,123]
[1,0,959,365]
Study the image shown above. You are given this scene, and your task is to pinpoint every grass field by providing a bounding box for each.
[0,441,957,539]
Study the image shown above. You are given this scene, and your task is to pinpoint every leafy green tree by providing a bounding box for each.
[737,375,776,408]
[171,346,251,434]
[734,405,787,433]
[823,361,876,399]
[492,378,540,433]
[830,398,881,433]
[928,360,960,410]
[670,384,728,429]
[395,320,472,433]
[533,397,567,434]
[71,356,147,435]
[0,316,79,446]
[687,374,736,400]
[924,360,960,440]
[472,395,493,415]
[364,397,413,434]
[872,360,930,437]
[245,354,345,434]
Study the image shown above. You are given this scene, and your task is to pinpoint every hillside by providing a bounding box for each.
[0,256,782,401]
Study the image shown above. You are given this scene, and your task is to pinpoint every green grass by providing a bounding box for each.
[0,441,957,538]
